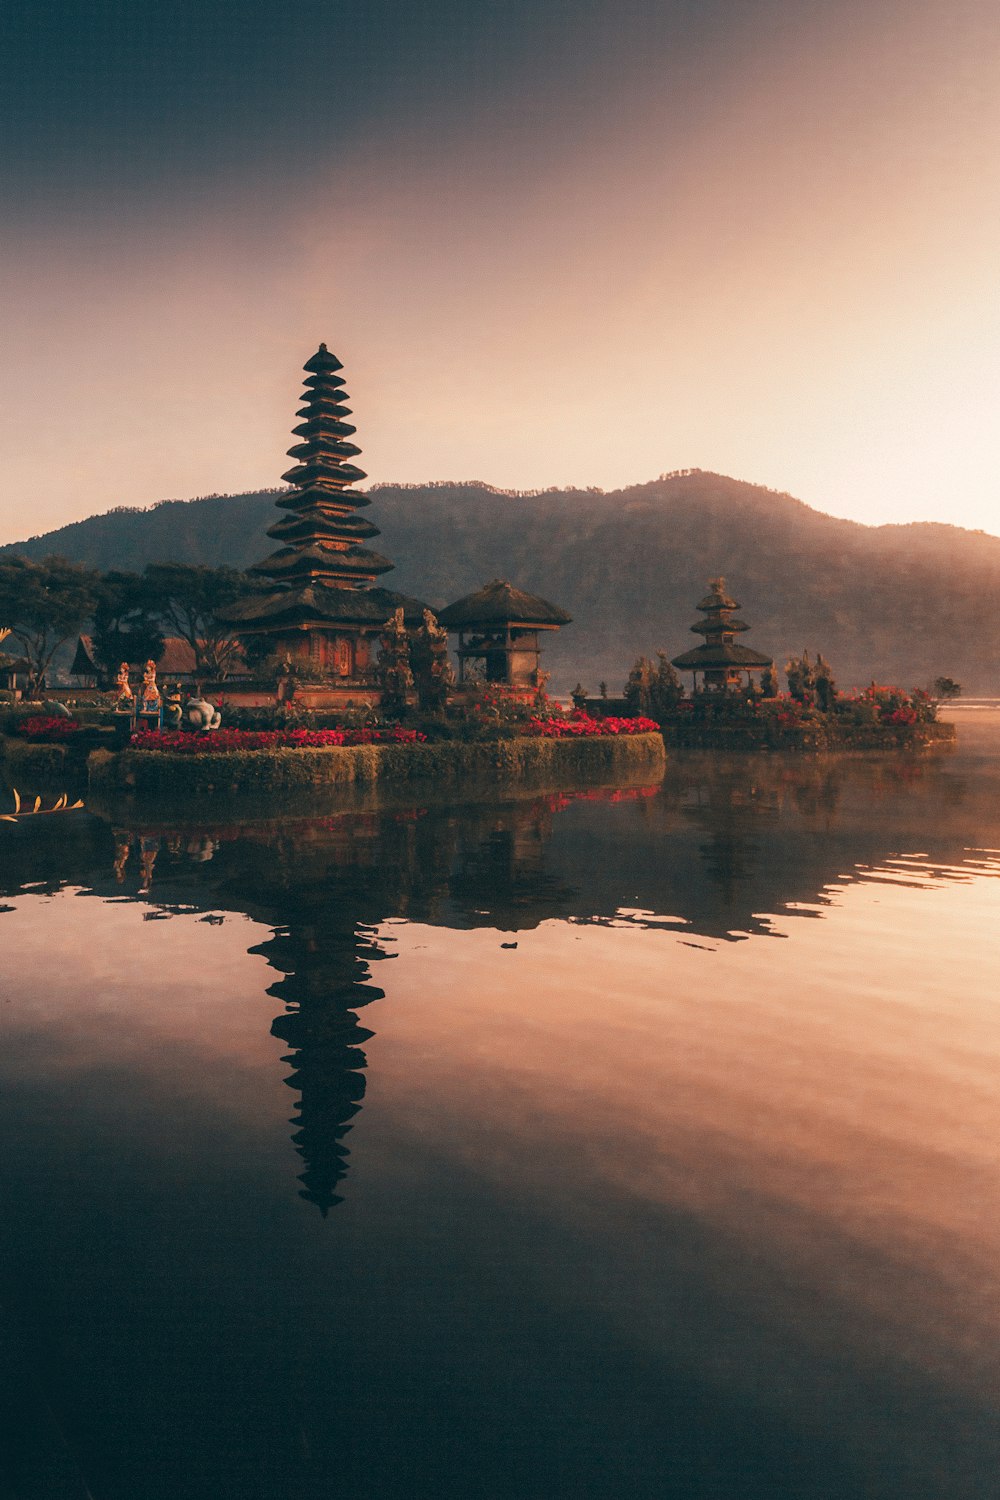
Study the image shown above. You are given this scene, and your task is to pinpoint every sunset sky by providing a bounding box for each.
[2,0,998,542]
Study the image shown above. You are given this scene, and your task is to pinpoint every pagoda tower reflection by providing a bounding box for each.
[251,916,393,1215]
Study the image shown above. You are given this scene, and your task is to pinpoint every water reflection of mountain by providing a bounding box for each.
[3,752,998,1209]
[543,754,998,940]
[91,755,1000,937]
[5,754,995,943]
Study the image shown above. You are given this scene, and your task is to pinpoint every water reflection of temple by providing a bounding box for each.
[63,799,584,1212]
[190,820,452,1213]
[4,751,995,1209]
[252,917,390,1215]
[447,801,577,930]
[675,760,843,924]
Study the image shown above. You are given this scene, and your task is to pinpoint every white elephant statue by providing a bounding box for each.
[184,696,222,732]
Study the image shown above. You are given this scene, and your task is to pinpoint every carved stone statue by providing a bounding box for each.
[185,696,222,731]
[162,683,184,729]
[138,659,161,717]
[114,662,134,711]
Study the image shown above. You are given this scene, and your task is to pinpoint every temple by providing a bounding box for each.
[670,578,773,690]
[220,345,425,695]
[438,579,571,691]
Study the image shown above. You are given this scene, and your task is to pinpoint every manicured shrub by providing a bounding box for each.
[0,737,70,782]
[89,732,667,797]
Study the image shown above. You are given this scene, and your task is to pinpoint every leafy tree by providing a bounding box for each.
[650,653,683,718]
[377,608,413,717]
[410,609,454,713]
[760,663,779,697]
[933,676,961,700]
[92,571,165,682]
[0,627,22,693]
[814,653,837,713]
[785,651,816,705]
[240,635,280,675]
[0,555,102,698]
[143,563,252,679]
[624,654,682,720]
[624,656,653,715]
[570,683,588,711]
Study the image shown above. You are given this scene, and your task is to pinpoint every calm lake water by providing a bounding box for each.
[1,711,999,1498]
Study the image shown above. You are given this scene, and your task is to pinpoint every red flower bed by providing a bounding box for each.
[522,712,659,738]
[129,714,657,753]
[18,716,82,741]
[130,725,426,754]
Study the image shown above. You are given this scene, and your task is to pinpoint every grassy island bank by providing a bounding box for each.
[643,682,958,753]
[88,731,667,798]
[661,719,956,752]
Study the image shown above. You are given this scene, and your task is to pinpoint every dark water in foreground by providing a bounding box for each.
[1,713,999,1499]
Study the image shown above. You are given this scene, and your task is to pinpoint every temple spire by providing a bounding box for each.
[218,343,429,686]
[244,344,392,590]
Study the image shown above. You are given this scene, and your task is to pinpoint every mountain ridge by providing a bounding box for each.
[3,471,997,692]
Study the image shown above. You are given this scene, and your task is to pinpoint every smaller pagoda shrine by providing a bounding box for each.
[671,578,773,690]
[437,579,571,691]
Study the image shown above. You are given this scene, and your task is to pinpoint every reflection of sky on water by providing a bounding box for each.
[1,742,999,1498]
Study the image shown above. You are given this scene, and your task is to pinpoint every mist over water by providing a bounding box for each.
[1,712,998,1497]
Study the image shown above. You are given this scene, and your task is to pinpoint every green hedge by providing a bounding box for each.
[88,732,667,797]
[0,736,70,785]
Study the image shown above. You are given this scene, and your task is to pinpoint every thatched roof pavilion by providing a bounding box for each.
[438,579,571,688]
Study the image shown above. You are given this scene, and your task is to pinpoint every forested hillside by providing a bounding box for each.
[4,471,998,691]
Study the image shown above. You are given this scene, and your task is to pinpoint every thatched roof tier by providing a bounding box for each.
[71,634,244,678]
[286,438,363,462]
[303,344,344,374]
[300,370,347,387]
[298,390,348,410]
[296,395,353,414]
[280,459,368,487]
[71,635,99,675]
[296,401,349,421]
[267,513,379,542]
[273,485,371,511]
[696,583,739,611]
[291,416,358,439]
[438,578,572,628]
[690,616,749,635]
[250,545,394,579]
[220,584,426,630]
[671,643,773,669]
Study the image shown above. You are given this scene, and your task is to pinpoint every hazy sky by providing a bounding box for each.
[2,0,999,542]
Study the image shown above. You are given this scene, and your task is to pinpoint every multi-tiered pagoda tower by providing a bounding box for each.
[223,344,425,691]
[671,577,773,691]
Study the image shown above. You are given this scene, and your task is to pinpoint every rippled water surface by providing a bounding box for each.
[1,710,999,1498]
